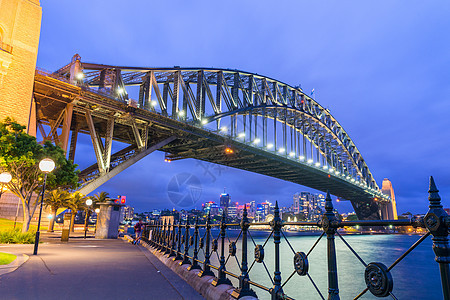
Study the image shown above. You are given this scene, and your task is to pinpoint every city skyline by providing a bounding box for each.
[35,1,450,214]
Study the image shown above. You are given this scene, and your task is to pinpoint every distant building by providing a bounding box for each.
[202,201,220,216]
[293,192,326,221]
[120,206,134,222]
[228,203,238,219]
[220,192,230,215]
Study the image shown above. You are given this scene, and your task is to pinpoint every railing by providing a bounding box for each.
[0,41,13,54]
[142,177,449,300]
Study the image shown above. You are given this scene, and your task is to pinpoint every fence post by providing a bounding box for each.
[168,220,177,257]
[181,217,192,265]
[322,191,340,300]
[271,201,284,299]
[155,221,160,249]
[424,177,450,300]
[232,205,257,298]
[148,221,154,246]
[164,220,172,255]
[199,212,215,277]
[212,211,232,286]
[188,216,202,270]
[174,220,183,261]
[160,219,167,252]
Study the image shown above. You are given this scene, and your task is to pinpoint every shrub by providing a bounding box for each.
[0,229,36,244]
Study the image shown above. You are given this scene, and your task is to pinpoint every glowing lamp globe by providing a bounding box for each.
[86,199,93,206]
[0,172,12,184]
[39,158,55,173]
[95,208,100,214]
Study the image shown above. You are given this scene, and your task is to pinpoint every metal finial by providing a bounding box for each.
[325,190,333,213]
[428,176,442,208]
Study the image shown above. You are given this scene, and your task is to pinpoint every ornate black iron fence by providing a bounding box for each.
[142,177,449,300]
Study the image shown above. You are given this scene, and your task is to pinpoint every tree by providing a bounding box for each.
[0,118,80,232]
[44,188,71,232]
[90,191,109,206]
[67,191,88,232]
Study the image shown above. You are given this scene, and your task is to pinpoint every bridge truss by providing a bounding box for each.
[32,55,392,219]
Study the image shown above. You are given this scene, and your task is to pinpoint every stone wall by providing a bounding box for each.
[0,192,51,226]
[0,0,42,134]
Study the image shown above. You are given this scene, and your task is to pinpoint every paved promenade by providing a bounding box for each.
[0,234,204,300]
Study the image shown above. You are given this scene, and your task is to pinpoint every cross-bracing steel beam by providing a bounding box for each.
[78,136,176,195]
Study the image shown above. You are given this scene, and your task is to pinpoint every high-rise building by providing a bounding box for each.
[219,192,230,214]
[293,192,326,220]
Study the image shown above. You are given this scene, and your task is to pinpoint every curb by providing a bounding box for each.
[0,252,29,276]
[133,237,257,300]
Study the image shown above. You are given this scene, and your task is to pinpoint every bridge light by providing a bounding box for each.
[150,100,157,107]
[267,143,274,149]
[238,132,245,138]
[225,147,234,154]
[315,162,320,167]
[351,178,355,182]
[335,170,339,175]
[278,148,285,153]
[323,165,328,170]
[289,152,295,157]
[299,156,305,161]
[76,72,84,80]
[178,110,185,117]
[117,87,125,94]
[220,126,227,132]
[201,119,208,125]
[253,138,261,144]
[307,159,313,164]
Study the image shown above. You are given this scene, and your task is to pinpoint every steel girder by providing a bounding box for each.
[33,57,390,219]
[55,61,381,192]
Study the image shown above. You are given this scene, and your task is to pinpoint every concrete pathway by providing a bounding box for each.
[0,237,204,300]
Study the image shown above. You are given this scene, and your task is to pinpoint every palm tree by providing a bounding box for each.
[67,191,88,232]
[43,188,70,232]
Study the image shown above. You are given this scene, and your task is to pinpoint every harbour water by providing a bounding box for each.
[199,230,442,299]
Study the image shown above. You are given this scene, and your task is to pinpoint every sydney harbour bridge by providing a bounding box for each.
[32,54,396,220]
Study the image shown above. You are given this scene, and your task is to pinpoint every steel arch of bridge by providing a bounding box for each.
[40,55,391,219]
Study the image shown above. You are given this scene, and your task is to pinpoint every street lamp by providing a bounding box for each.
[33,158,55,255]
[84,198,93,239]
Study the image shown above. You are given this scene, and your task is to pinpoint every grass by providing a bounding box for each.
[0,253,17,265]
[0,218,47,232]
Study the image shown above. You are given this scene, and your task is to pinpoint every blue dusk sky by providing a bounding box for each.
[36,1,450,214]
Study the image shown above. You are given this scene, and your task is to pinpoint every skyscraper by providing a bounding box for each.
[220,191,230,214]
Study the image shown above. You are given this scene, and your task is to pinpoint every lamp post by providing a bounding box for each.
[84,199,93,239]
[33,158,55,255]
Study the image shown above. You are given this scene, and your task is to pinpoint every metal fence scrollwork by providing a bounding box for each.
[142,177,450,300]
